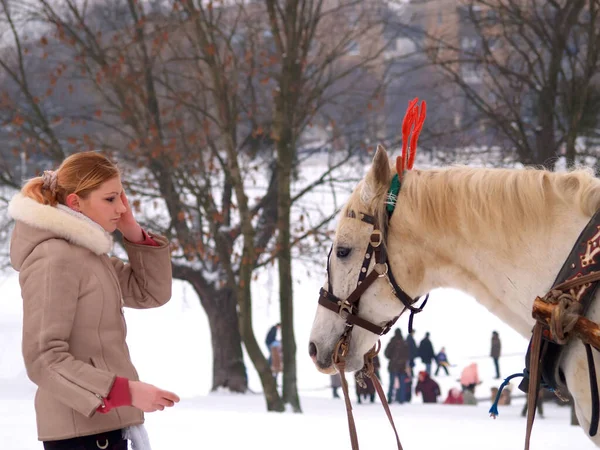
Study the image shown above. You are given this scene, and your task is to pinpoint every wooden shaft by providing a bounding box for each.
[532,297,600,351]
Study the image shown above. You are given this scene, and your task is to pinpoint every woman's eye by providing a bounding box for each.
[336,247,351,258]
[106,197,115,203]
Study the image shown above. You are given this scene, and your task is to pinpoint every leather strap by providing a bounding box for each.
[333,338,403,450]
[337,362,359,449]
[372,371,403,450]
[525,324,543,450]
[585,343,599,436]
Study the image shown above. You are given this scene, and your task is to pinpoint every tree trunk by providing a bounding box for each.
[277,132,302,412]
[188,278,247,392]
[535,87,559,170]
[239,317,285,411]
[534,0,587,170]
[565,132,577,168]
[236,270,285,411]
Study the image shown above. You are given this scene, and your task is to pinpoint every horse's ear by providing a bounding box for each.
[365,145,391,192]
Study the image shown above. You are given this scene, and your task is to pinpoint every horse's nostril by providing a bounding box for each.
[308,342,317,358]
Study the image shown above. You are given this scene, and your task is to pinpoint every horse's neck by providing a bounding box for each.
[388,199,591,338]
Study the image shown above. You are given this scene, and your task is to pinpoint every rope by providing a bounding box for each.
[542,289,582,344]
[489,372,525,418]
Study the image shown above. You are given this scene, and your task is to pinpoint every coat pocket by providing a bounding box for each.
[89,356,104,370]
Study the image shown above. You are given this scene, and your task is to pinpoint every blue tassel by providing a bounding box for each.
[489,373,525,419]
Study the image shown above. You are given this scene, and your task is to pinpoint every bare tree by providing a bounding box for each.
[262,0,395,412]
[417,0,600,168]
[0,0,397,411]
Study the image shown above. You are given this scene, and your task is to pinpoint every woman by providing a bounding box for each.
[8,152,179,450]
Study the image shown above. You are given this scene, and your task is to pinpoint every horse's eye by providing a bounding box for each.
[336,247,351,258]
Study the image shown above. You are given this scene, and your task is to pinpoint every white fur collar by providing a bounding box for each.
[8,193,113,255]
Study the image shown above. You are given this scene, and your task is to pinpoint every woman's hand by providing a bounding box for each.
[129,380,180,412]
[116,191,143,242]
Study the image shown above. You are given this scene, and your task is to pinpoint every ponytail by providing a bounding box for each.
[21,176,58,206]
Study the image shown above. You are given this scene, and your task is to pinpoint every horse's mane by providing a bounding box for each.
[350,165,600,248]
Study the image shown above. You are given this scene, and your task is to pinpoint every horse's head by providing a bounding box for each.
[309,145,413,373]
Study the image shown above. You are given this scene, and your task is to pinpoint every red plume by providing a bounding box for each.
[397,98,427,177]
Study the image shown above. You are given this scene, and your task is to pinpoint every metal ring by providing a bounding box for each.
[374,263,388,277]
[96,439,109,450]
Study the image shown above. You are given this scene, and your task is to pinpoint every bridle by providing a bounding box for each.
[318,210,428,352]
[316,202,428,450]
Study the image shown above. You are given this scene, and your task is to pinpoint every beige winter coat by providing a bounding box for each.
[8,193,173,441]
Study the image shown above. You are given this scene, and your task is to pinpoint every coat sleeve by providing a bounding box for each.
[20,240,116,418]
[110,233,173,309]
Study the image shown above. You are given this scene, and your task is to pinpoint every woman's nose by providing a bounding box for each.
[117,199,127,213]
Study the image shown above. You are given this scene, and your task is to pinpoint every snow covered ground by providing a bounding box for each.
[0,270,596,450]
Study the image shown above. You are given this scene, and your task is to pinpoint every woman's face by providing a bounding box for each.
[70,176,127,232]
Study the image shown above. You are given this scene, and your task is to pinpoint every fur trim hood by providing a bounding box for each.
[8,193,113,269]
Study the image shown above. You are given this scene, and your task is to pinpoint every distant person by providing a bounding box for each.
[331,373,342,399]
[460,363,481,394]
[491,331,502,379]
[399,367,414,403]
[491,385,512,406]
[444,387,464,405]
[8,152,180,450]
[521,389,545,418]
[265,323,281,364]
[406,329,418,373]
[434,346,451,376]
[266,323,282,380]
[384,328,410,404]
[355,356,381,404]
[415,371,441,404]
[418,332,436,375]
[463,389,478,405]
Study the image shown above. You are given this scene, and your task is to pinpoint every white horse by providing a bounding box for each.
[309,145,600,446]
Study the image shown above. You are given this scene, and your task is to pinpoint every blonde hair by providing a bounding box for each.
[21,151,120,206]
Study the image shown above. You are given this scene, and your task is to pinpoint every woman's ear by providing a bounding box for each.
[65,193,81,211]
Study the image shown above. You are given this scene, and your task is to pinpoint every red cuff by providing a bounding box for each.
[97,377,132,414]
[135,229,160,247]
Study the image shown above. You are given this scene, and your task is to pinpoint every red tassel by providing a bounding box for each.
[396,155,404,177]
[399,98,427,175]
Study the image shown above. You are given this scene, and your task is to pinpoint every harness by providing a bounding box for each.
[522,211,600,449]
[489,210,600,450]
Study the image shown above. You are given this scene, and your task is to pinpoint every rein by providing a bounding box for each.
[333,340,405,450]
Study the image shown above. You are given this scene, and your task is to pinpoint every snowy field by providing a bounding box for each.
[1,271,596,450]
[0,152,597,449]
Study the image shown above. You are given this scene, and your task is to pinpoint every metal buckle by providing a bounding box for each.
[380,321,393,335]
[370,230,383,247]
[339,301,353,319]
